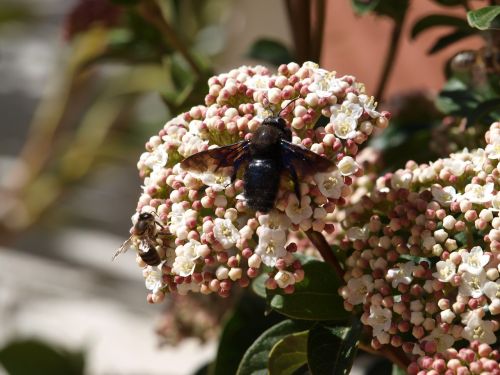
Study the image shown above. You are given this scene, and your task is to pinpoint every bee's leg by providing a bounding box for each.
[286,164,301,207]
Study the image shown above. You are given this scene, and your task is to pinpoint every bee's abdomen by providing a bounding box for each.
[244,159,281,212]
[139,245,161,266]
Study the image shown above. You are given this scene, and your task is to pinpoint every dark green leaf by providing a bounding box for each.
[434,0,465,6]
[307,319,362,375]
[411,15,469,39]
[350,0,380,15]
[466,98,500,127]
[313,115,330,129]
[436,77,480,115]
[192,362,211,375]
[398,254,433,265]
[247,39,294,66]
[237,320,313,375]
[454,231,468,247]
[428,29,477,54]
[268,259,349,321]
[467,6,500,30]
[252,273,268,299]
[212,292,283,375]
[268,331,308,375]
[373,0,409,22]
[0,339,84,375]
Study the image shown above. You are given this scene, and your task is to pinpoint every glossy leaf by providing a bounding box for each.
[247,38,294,66]
[436,77,480,116]
[467,6,500,30]
[350,0,380,15]
[0,339,84,375]
[237,320,313,375]
[307,319,362,375]
[268,331,309,375]
[411,15,469,39]
[212,292,283,375]
[251,273,267,299]
[267,259,349,321]
[428,29,477,54]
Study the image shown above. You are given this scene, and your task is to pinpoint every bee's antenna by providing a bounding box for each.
[278,96,300,116]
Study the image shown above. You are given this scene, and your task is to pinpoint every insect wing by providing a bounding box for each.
[280,140,334,177]
[180,141,250,173]
[112,237,134,261]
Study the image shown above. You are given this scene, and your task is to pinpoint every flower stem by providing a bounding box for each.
[359,342,410,370]
[305,230,411,368]
[305,229,345,284]
[375,16,405,101]
[137,0,202,77]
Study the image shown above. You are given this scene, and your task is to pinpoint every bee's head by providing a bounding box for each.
[138,212,155,222]
[262,116,287,131]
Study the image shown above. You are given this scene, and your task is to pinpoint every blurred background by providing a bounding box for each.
[0,0,496,374]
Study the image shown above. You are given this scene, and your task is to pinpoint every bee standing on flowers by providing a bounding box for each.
[181,99,335,212]
[113,212,164,266]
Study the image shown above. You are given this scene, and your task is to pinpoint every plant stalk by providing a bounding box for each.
[305,229,345,283]
[359,342,411,370]
[375,16,405,101]
[138,0,202,77]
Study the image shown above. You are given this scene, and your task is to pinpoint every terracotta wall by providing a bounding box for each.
[320,0,483,98]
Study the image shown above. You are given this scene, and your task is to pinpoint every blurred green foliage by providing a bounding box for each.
[0,339,85,375]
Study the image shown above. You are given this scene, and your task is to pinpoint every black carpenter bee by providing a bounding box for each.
[181,107,334,212]
[113,212,162,266]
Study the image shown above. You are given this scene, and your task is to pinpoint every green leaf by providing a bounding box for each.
[434,0,465,6]
[307,319,362,375]
[0,339,84,375]
[392,364,407,375]
[350,0,380,15]
[411,15,469,39]
[436,77,480,116]
[268,331,309,375]
[428,29,477,54]
[211,292,283,375]
[252,273,268,299]
[247,38,294,66]
[372,0,409,22]
[467,6,500,30]
[237,320,313,375]
[267,259,349,321]
[466,98,500,127]
[0,3,33,24]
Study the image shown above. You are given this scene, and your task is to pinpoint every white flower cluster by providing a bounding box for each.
[128,62,388,302]
[339,121,500,356]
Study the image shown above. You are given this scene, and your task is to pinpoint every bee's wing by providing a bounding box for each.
[180,140,251,173]
[280,140,335,177]
[112,237,133,261]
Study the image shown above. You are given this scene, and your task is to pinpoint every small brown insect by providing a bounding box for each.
[113,212,163,266]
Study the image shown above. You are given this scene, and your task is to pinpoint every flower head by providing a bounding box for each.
[339,121,500,354]
[125,62,388,301]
